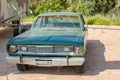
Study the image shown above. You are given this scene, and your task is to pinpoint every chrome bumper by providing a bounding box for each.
[6,56,85,66]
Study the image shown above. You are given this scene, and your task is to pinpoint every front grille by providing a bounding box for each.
[19,45,73,53]
[37,46,53,53]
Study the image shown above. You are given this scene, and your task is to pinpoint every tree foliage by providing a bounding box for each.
[29,0,118,15]
[95,0,115,13]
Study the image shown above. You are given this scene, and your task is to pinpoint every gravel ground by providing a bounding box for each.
[0,25,120,80]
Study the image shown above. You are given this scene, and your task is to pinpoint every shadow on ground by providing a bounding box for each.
[84,40,120,75]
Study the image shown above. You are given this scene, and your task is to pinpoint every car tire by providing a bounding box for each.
[13,28,27,37]
[12,20,20,27]
[16,64,29,71]
[21,29,27,33]
[74,63,85,74]
[13,28,19,37]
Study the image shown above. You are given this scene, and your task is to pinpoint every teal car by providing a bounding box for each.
[6,12,88,73]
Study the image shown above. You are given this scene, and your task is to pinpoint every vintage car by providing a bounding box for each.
[6,12,88,73]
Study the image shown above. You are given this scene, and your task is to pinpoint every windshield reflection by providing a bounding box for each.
[33,15,80,28]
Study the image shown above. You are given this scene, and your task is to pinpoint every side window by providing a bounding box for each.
[34,18,42,28]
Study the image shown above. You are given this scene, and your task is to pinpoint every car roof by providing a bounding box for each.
[38,12,81,16]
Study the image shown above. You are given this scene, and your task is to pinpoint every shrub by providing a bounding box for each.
[85,15,120,25]
[22,15,35,22]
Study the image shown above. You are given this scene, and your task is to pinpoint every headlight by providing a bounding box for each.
[9,45,18,52]
[74,47,83,54]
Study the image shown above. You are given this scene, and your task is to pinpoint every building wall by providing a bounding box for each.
[0,0,28,22]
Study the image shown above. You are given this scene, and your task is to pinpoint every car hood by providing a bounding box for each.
[8,28,84,46]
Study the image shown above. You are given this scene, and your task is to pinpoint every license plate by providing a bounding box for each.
[36,60,52,66]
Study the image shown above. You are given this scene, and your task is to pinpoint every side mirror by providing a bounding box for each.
[84,24,88,31]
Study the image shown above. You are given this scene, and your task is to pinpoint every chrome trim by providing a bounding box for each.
[6,56,85,66]
[17,52,74,55]
[36,46,53,47]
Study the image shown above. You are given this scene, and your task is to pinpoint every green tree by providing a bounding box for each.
[29,0,117,16]
[95,0,115,14]
[33,0,64,15]
[66,0,95,15]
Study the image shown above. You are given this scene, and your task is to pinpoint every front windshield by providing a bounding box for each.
[33,15,80,28]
